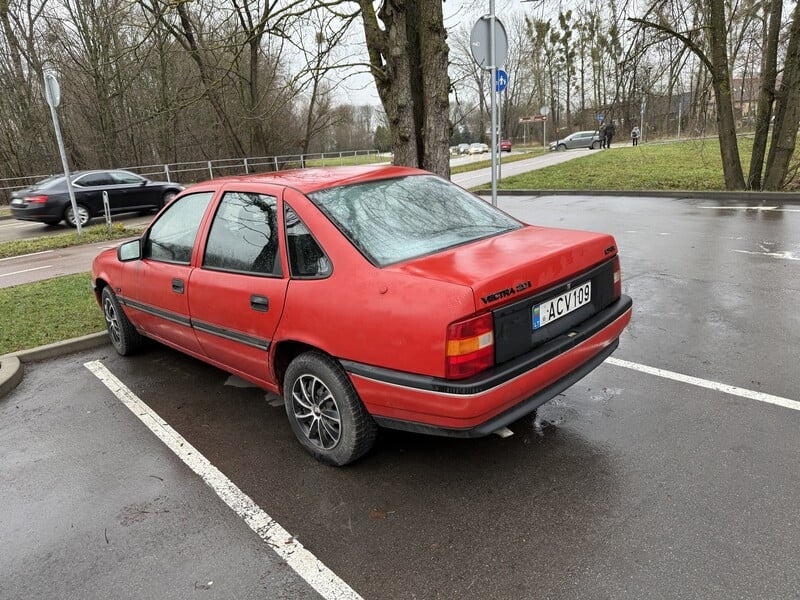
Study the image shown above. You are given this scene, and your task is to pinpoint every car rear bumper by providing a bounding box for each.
[344,295,632,437]
[10,204,63,222]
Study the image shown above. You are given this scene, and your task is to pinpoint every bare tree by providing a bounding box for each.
[357,0,451,178]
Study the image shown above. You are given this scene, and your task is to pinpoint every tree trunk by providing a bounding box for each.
[707,3,745,190]
[358,0,450,179]
[762,0,800,190]
[747,0,781,190]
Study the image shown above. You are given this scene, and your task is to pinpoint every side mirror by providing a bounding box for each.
[118,239,142,262]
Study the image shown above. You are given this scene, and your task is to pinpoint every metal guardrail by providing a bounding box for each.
[0,149,385,203]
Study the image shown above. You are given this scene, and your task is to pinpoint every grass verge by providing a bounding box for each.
[0,223,142,260]
[0,272,104,355]
[497,137,757,191]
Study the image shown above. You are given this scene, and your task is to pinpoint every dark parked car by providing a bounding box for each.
[10,170,183,227]
[548,130,602,151]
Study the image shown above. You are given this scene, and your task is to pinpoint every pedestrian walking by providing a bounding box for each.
[631,125,640,147]
[599,123,607,149]
[604,121,616,148]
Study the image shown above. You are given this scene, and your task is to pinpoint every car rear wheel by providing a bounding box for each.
[591,141,601,149]
[101,287,144,356]
[64,203,91,228]
[284,351,377,466]
[557,144,567,151]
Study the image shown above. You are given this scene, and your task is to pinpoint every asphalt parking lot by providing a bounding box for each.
[2,193,799,599]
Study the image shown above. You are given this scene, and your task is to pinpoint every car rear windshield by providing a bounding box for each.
[308,175,522,267]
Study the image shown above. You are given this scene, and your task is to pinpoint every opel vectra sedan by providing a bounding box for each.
[91,166,632,465]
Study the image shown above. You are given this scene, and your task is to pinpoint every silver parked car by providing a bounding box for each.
[549,130,602,151]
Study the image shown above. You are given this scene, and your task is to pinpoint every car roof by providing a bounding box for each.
[189,165,429,194]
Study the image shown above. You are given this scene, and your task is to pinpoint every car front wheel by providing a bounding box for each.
[64,203,91,228]
[101,287,144,355]
[557,144,567,151]
[284,351,377,466]
[160,191,177,208]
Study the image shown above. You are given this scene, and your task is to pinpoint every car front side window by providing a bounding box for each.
[204,191,282,276]
[144,192,213,264]
[112,171,147,185]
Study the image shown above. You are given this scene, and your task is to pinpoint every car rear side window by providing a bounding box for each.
[144,191,213,264]
[285,205,331,278]
[204,192,282,276]
[75,173,115,187]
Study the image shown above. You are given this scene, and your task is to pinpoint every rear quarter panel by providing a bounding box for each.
[273,189,476,378]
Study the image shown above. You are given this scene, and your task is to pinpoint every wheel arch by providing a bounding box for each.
[271,339,332,394]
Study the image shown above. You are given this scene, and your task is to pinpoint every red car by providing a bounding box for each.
[92,166,632,465]
[499,139,512,152]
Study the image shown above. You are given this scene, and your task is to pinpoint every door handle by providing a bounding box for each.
[172,278,184,294]
[250,295,269,312]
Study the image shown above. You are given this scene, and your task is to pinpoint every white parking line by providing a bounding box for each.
[83,360,363,600]
[0,250,54,262]
[607,357,800,412]
[0,265,52,277]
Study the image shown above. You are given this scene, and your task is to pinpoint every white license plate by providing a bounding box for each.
[10,198,23,206]
[533,281,592,330]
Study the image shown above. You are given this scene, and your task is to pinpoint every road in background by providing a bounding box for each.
[0,150,593,287]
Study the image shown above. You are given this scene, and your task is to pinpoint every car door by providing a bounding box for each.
[110,170,158,211]
[187,186,289,385]
[72,172,117,214]
[117,191,215,354]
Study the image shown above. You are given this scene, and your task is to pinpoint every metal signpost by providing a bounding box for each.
[470,9,507,206]
[44,72,82,235]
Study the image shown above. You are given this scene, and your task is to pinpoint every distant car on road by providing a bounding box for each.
[499,140,512,153]
[468,142,489,155]
[10,170,183,228]
[91,165,632,465]
[457,143,470,155]
[549,130,602,151]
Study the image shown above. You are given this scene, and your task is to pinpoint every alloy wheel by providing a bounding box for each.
[290,374,342,450]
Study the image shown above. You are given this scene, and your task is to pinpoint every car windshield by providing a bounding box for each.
[308,175,522,267]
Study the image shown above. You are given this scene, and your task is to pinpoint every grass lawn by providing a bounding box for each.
[498,137,755,191]
[0,273,104,355]
[0,223,142,260]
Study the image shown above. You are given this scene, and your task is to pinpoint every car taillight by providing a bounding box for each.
[613,255,622,299]
[445,313,494,379]
[26,195,48,204]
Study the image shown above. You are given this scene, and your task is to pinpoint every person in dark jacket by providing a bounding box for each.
[604,121,616,148]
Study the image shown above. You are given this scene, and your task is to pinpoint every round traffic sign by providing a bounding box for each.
[470,16,508,70]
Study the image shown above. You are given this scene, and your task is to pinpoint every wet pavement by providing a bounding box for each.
[2,194,800,599]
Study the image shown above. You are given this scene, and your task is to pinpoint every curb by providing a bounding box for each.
[0,332,109,399]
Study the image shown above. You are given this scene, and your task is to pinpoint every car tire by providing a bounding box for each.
[557,144,566,151]
[101,286,144,356]
[64,203,91,228]
[160,190,177,209]
[591,141,601,149]
[284,351,377,466]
